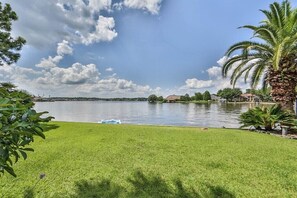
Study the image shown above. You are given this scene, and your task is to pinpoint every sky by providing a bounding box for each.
[0,0,290,97]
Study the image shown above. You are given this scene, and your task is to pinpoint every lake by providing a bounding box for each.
[35,101,258,128]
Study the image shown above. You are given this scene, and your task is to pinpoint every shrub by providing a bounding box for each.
[0,83,53,177]
[239,104,295,131]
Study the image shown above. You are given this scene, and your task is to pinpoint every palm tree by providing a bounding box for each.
[222,0,297,112]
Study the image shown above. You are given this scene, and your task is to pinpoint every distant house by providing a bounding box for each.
[239,93,260,102]
[166,95,181,103]
[211,94,221,101]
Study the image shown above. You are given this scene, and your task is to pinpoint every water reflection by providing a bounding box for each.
[35,101,256,128]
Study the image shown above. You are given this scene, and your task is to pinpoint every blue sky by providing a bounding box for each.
[1,0,289,97]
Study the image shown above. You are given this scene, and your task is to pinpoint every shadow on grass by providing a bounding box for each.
[23,188,34,198]
[71,170,235,198]
[41,123,60,133]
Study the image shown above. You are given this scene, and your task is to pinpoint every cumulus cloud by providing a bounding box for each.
[36,40,72,69]
[6,0,117,47]
[77,77,154,97]
[7,0,164,47]
[0,64,41,82]
[113,0,163,14]
[184,78,213,89]
[207,66,221,78]
[36,55,63,69]
[36,63,100,85]
[217,56,229,67]
[80,16,118,45]
[57,40,73,55]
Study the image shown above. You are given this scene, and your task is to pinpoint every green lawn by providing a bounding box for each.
[1,122,297,197]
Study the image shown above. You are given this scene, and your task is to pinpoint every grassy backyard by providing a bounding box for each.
[1,122,297,197]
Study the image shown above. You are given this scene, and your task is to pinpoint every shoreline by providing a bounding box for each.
[49,120,238,129]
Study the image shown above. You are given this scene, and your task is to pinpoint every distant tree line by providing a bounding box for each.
[148,90,212,103]
[34,97,148,102]
[148,87,275,104]
[180,91,211,102]
[217,88,273,102]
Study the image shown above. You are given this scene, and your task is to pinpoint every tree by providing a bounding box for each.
[180,94,190,101]
[203,91,211,101]
[0,3,26,65]
[157,96,164,102]
[195,92,203,100]
[222,0,297,112]
[184,94,190,101]
[148,94,158,103]
[0,4,52,177]
[217,90,223,96]
[218,88,242,102]
[0,84,53,177]
[251,88,273,102]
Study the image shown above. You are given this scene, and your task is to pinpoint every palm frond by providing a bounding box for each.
[250,63,266,88]
[270,2,285,28]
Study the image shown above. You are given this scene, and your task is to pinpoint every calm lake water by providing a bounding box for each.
[35,101,258,128]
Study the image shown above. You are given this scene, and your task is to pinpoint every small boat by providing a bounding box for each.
[99,119,121,124]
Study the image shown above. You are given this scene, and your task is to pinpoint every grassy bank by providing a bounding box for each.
[1,122,297,197]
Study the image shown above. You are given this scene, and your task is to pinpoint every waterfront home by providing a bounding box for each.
[238,93,260,102]
[211,94,221,101]
[166,95,181,103]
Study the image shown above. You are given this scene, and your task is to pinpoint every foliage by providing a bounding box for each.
[157,96,164,102]
[250,88,273,102]
[2,122,297,197]
[203,91,211,101]
[148,94,158,103]
[190,96,196,101]
[217,88,242,102]
[180,94,191,101]
[195,92,203,100]
[239,104,295,131]
[0,83,53,177]
[0,3,26,65]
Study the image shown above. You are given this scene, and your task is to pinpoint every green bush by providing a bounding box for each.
[0,83,53,177]
[239,104,295,131]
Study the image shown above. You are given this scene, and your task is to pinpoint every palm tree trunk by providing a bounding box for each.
[269,63,297,113]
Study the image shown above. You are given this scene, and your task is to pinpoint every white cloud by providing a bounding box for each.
[77,77,154,97]
[114,0,163,14]
[36,63,100,85]
[7,0,116,47]
[88,0,112,12]
[57,40,73,55]
[207,66,221,78]
[105,67,113,72]
[80,16,118,45]
[217,56,229,67]
[36,40,73,69]
[5,0,165,48]
[36,55,63,69]
[184,78,213,89]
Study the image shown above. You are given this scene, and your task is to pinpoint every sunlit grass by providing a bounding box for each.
[1,122,297,197]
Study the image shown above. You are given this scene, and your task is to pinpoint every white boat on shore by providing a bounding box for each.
[99,119,121,124]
